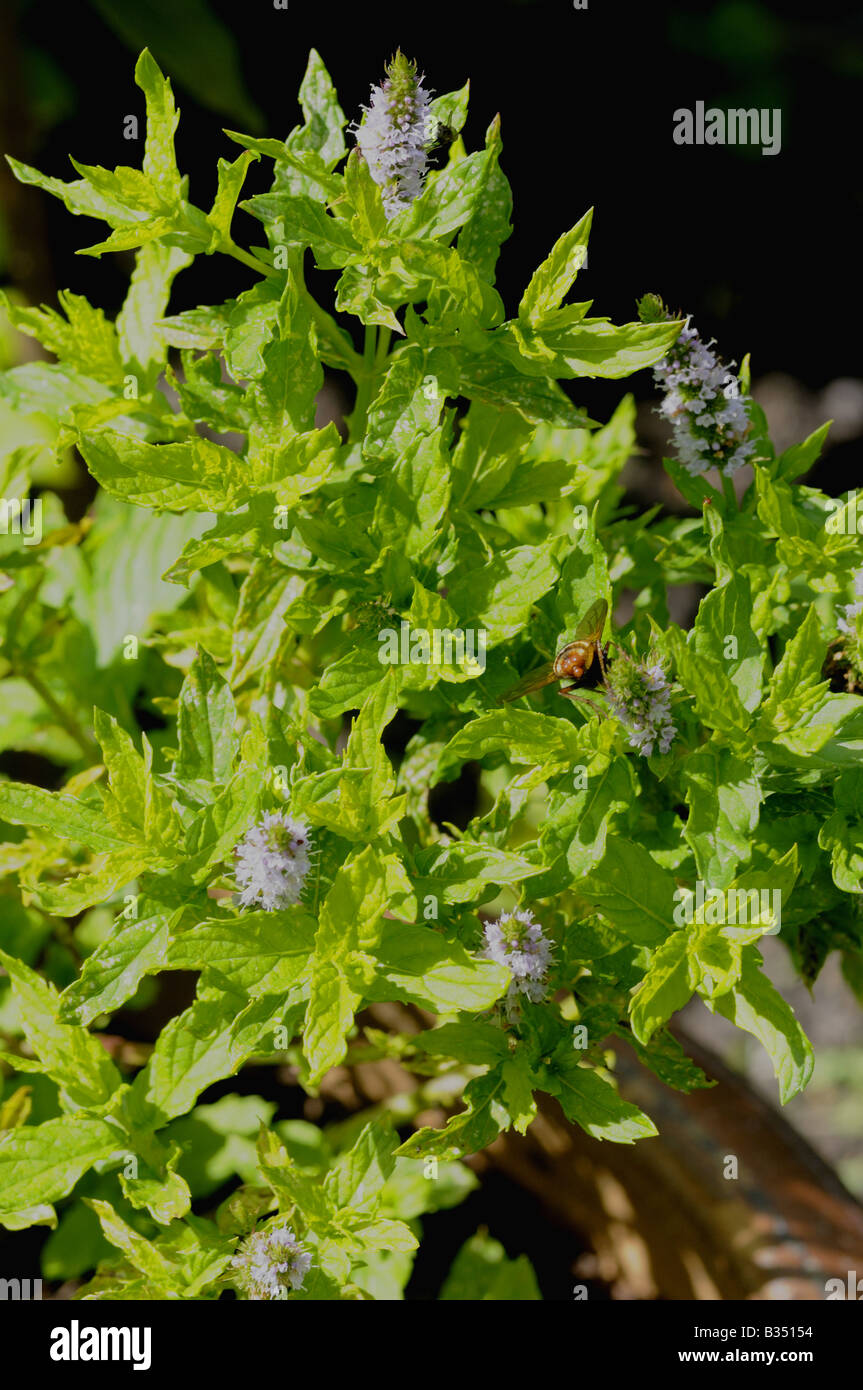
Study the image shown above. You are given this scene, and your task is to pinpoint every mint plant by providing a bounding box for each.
[0,48,861,1301]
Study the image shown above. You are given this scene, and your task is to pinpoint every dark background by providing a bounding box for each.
[2,0,860,429]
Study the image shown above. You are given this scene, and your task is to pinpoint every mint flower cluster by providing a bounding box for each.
[355,50,432,217]
[483,909,553,1007]
[650,315,754,477]
[607,653,677,757]
[235,811,312,911]
[230,1226,312,1300]
[838,566,863,639]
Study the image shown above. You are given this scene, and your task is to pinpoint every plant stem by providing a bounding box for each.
[721,472,738,511]
[348,324,380,441]
[20,668,93,758]
[219,239,366,379]
[222,241,277,279]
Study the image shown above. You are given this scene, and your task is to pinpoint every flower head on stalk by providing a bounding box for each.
[607,649,677,758]
[354,50,432,218]
[638,294,754,478]
[230,1225,312,1300]
[838,565,863,638]
[234,810,311,911]
[483,908,553,1014]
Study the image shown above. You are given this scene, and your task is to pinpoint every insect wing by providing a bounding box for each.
[574,598,608,644]
[498,661,556,703]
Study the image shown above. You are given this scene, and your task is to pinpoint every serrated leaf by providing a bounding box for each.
[704,952,814,1103]
[0,949,121,1106]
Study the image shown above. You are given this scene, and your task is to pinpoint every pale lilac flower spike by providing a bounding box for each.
[354,50,432,218]
[234,810,311,911]
[231,1226,312,1300]
[838,566,863,636]
[483,908,553,1007]
[608,652,677,758]
[653,318,755,477]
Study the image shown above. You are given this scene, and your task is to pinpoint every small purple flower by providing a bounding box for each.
[483,908,552,1006]
[608,652,677,757]
[354,51,432,218]
[838,566,863,637]
[653,318,754,477]
[231,1225,312,1300]
[234,810,311,911]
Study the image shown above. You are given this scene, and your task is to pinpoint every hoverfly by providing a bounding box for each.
[429,117,458,157]
[498,598,610,713]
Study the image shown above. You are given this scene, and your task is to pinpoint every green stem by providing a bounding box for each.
[20,668,93,758]
[219,239,366,379]
[374,326,391,371]
[721,472,738,511]
[222,240,278,279]
[348,325,380,442]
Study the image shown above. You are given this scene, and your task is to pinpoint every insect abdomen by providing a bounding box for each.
[554,640,591,679]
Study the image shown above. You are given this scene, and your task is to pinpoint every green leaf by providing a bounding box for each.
[284,48,347,172]
[0,949,121,1106]
[242,192,358,269]
[229,561,304,689]
[519,208,592,325]
[86,1199,180,1286]
[705,952,814,1103]
[325,1120,398,1217]
[546,1048,658,1143]
[773,421,831,482]
[78,429,249,511]
[447,540,560,646]
[1,289,123,387]
[534,753,633,895]
[167,909,316,996]
[207,150,259,247]
[131,990,285,1123]
[394,147,497,243]
[343,148,387,246]
[681,746,761,889]
[184,765,260,881]
[304,960,362,1089]
[579,836,675,946]
[359,920,509,1013]
[116,241,193,386]
[506,315,682,380]
[0,1115,120,1223]
[629,931,696,1045]
[0,780,133,851]
[119,1142,192,1225]
[450,400,534,509]
[756,606,829,737]
[439,1230,541,1300]
[413,840,545,904]
[455,351,595,427]
[174,648,238,788]
[500,1053,537,1135]
[398,1070,513,1160]
[364,346,442,466]
[665,624,751,737]
[135,48,183,204]
[437,708,583,782]
[246,273,324,453]
[693,572,764,713]
[373,425,450,559]
[455,117,512,283]
[414,1021,510,1069]
[59,910,174,1026]
[68,494,211,665]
